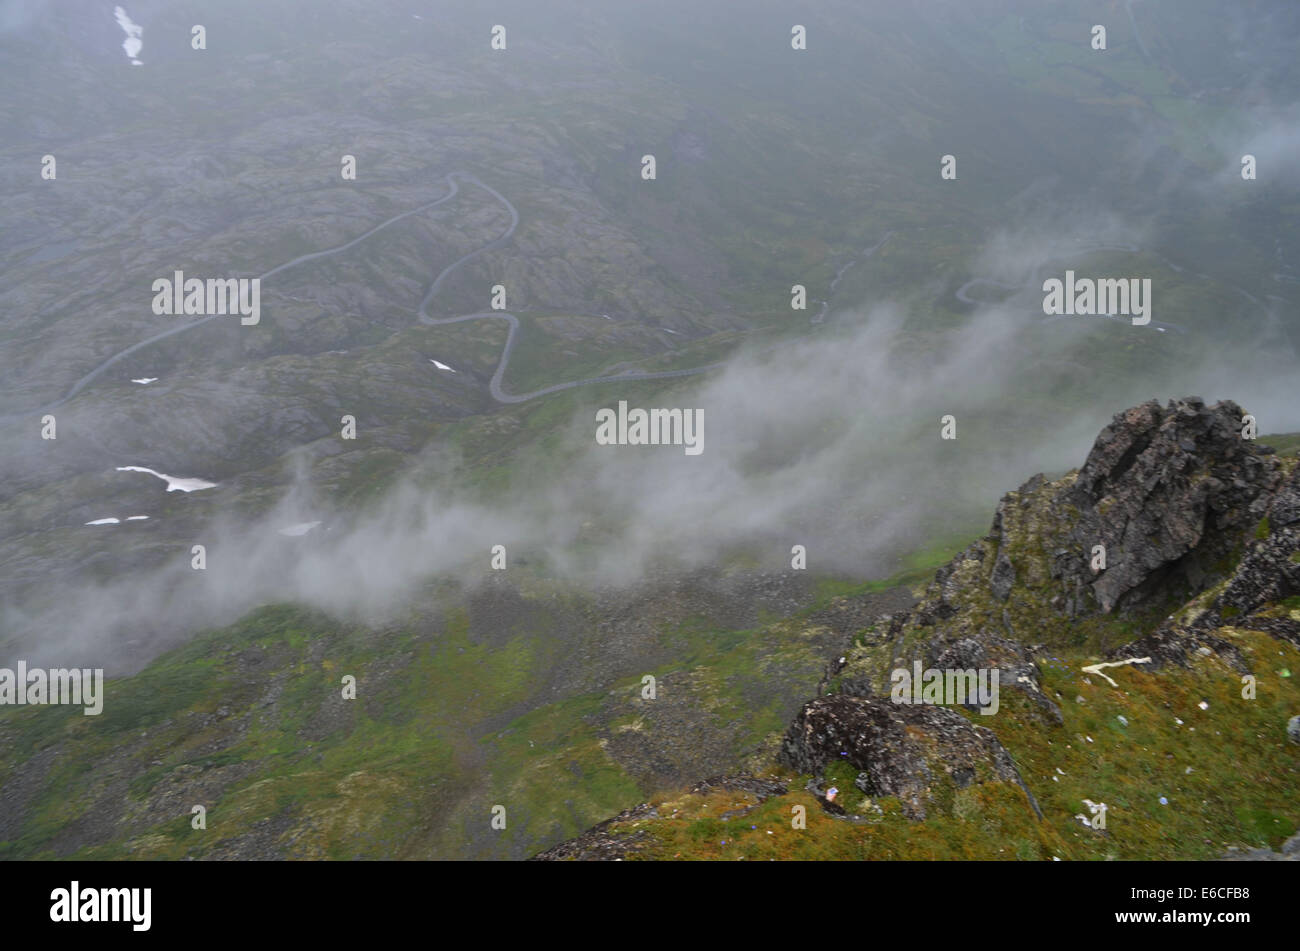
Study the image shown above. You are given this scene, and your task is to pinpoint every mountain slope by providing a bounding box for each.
[535,398,1300,859]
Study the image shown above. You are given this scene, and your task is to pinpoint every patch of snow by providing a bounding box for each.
[116,466,217,493]
[114,6,144,65]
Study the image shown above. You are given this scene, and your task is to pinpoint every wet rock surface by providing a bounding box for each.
[778,694,1040,821]
[1066,399,1277,611]
[1068,399,1279,612]
[1115,456,1300,667]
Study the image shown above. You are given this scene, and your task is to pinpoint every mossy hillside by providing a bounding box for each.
[4,442,1294,860]
[0,601,552,860]
[0,538,960,860]
[589,625,1300,860]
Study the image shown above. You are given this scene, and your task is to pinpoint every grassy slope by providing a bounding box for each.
[565,442,1300,860]
[4,440,1294,860]
[603,623,1300,861]
[0,552,951,860]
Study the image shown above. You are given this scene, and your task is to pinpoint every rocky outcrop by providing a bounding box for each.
[533,398,1299,859]
[813,399,1297,826]
[798,398,1299,839]
[1114,460,1300,667]
[778,694,1041,821]
[1204,463,1300,618]
[834,398,1292,695]
[1067,398,1280,614]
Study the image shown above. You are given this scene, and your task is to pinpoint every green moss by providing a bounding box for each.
[591,626,1300,861]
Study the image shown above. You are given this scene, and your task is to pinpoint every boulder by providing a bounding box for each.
[779,694,1041,821]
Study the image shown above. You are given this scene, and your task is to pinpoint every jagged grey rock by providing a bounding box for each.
[778,694,1042,821]
[1066,398,1280,614]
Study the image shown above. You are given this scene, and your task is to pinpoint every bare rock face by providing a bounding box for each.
[953,397,1281,629]
[1215,463,1300,616]
[1066,398,1280,614]
[1269,464,1300,529]
[928,632,1063,724]
[830,399,1296,727]
[1116,462,1300,667]
[778,694,1041,821]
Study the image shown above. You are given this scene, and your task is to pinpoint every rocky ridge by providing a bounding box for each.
[536,398,1300,858]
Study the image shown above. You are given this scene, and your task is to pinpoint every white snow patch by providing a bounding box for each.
[114,6,144,64]
[116,466,217,493]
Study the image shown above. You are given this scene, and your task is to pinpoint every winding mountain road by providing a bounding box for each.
[414,174,730,402]
[955,243,1187,334]
[28,174,467,417]
[21,171,740,416]
[813,231,894,324]
[23,171,1234,418]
